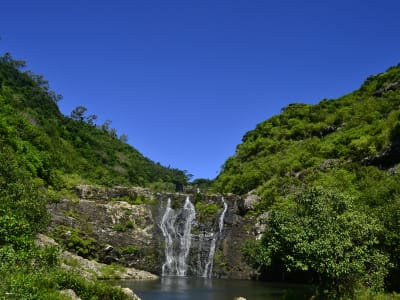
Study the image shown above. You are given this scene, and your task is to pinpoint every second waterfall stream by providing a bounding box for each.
[159,196,228,278]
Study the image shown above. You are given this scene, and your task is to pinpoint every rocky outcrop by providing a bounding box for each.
[238,193,261,214]
[74,185,156,202]
[58,286,140,300]
[47,186,260,279]
[121,288,141,300]
[374,81,400,96]
[48,194,161,273]
[36,234,158,281]
[36,234,151,300]
[60,250,158,280]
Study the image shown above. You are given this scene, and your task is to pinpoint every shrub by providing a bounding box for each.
[244,187,389,298]
[52,226,97,259]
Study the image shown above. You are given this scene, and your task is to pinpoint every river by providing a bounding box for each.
[114,277,311,300]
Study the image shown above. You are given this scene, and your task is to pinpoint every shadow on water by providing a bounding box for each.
[112,277,313,300]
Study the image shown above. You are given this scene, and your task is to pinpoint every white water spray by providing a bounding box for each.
[160,198,177,275]
[160,196,196,276]
[202,197,228,278]
[177,196,196,276]
[219,197,228,232]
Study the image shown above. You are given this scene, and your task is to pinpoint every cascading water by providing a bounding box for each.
[160,198,177,275]
[177,196,196,276]
[160,196,196,276]
[202,197,228,278]
[160,195,228,278]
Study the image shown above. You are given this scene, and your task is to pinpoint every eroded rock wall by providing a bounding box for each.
[48,185,259,279]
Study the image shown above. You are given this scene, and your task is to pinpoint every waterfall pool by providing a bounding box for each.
[112,277,311,300]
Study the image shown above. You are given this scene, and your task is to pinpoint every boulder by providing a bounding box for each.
[121,287,141,300]
[238,194,260,214]
[59,289,81,300]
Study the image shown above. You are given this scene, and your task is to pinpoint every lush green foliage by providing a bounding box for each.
[53,225,98,259]
[215,63,400,296]
[195,201,219,222]
[0,54,190,189]
[244,188,388,298]
[0,264,128,300]
[2,51,400,298]
[0,142,126,299]
[0,52,190,299]
[215,64,400,197]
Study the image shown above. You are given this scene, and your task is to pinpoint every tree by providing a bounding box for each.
[119,134,128,143]
[85,114,97,125]
[70,106,88,122]
[101,119,112,131]
[244,187,388,298]
[0,52,26,69]
[47,90,63,103]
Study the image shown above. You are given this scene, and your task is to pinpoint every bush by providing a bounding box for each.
[113,223,127,232]
[195,202,219,222]
[244,187,389,298]
[52,226,97,259]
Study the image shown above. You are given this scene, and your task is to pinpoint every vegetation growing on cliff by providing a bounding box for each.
[0,52,190,299]
[0,136,129,299]
[214,63,400,296]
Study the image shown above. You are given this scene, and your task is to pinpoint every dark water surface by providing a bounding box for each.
[114,277,310,300]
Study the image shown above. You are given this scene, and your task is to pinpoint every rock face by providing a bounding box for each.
[36,234,158,281]
[48,185,259,279]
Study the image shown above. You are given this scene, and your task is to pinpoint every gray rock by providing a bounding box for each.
[374,81,400,96]
[104,244,113,253]
[59,289,81,300]
[320,159,338,171]
[254,212,270,240]
[121,287,141,300]
[35,233,59,248]
[60,250,158,280]
[238,194,260,213]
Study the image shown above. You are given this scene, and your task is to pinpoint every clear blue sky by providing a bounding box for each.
[1,0,400,179]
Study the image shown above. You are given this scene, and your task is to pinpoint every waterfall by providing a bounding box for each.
[160,198,177,275]
[219,197,228,232]
[202,197,228,278]
[160,196,196,276]
[177,196,196,276]
[160,196,228,278]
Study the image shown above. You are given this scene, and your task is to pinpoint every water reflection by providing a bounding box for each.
[161,276,191,292]
[114,277,310,300]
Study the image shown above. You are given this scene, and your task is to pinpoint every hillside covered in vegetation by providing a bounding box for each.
[0,53,189,191]
[214,64,400,297]
[0,53,189,299]
[2,49,400,298]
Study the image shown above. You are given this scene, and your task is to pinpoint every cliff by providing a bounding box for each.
[48,185,261,279]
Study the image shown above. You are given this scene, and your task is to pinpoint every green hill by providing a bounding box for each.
[0,53,189,191]
[214,64,400,296]
[215,65,400,198]
[0,52,189,299]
